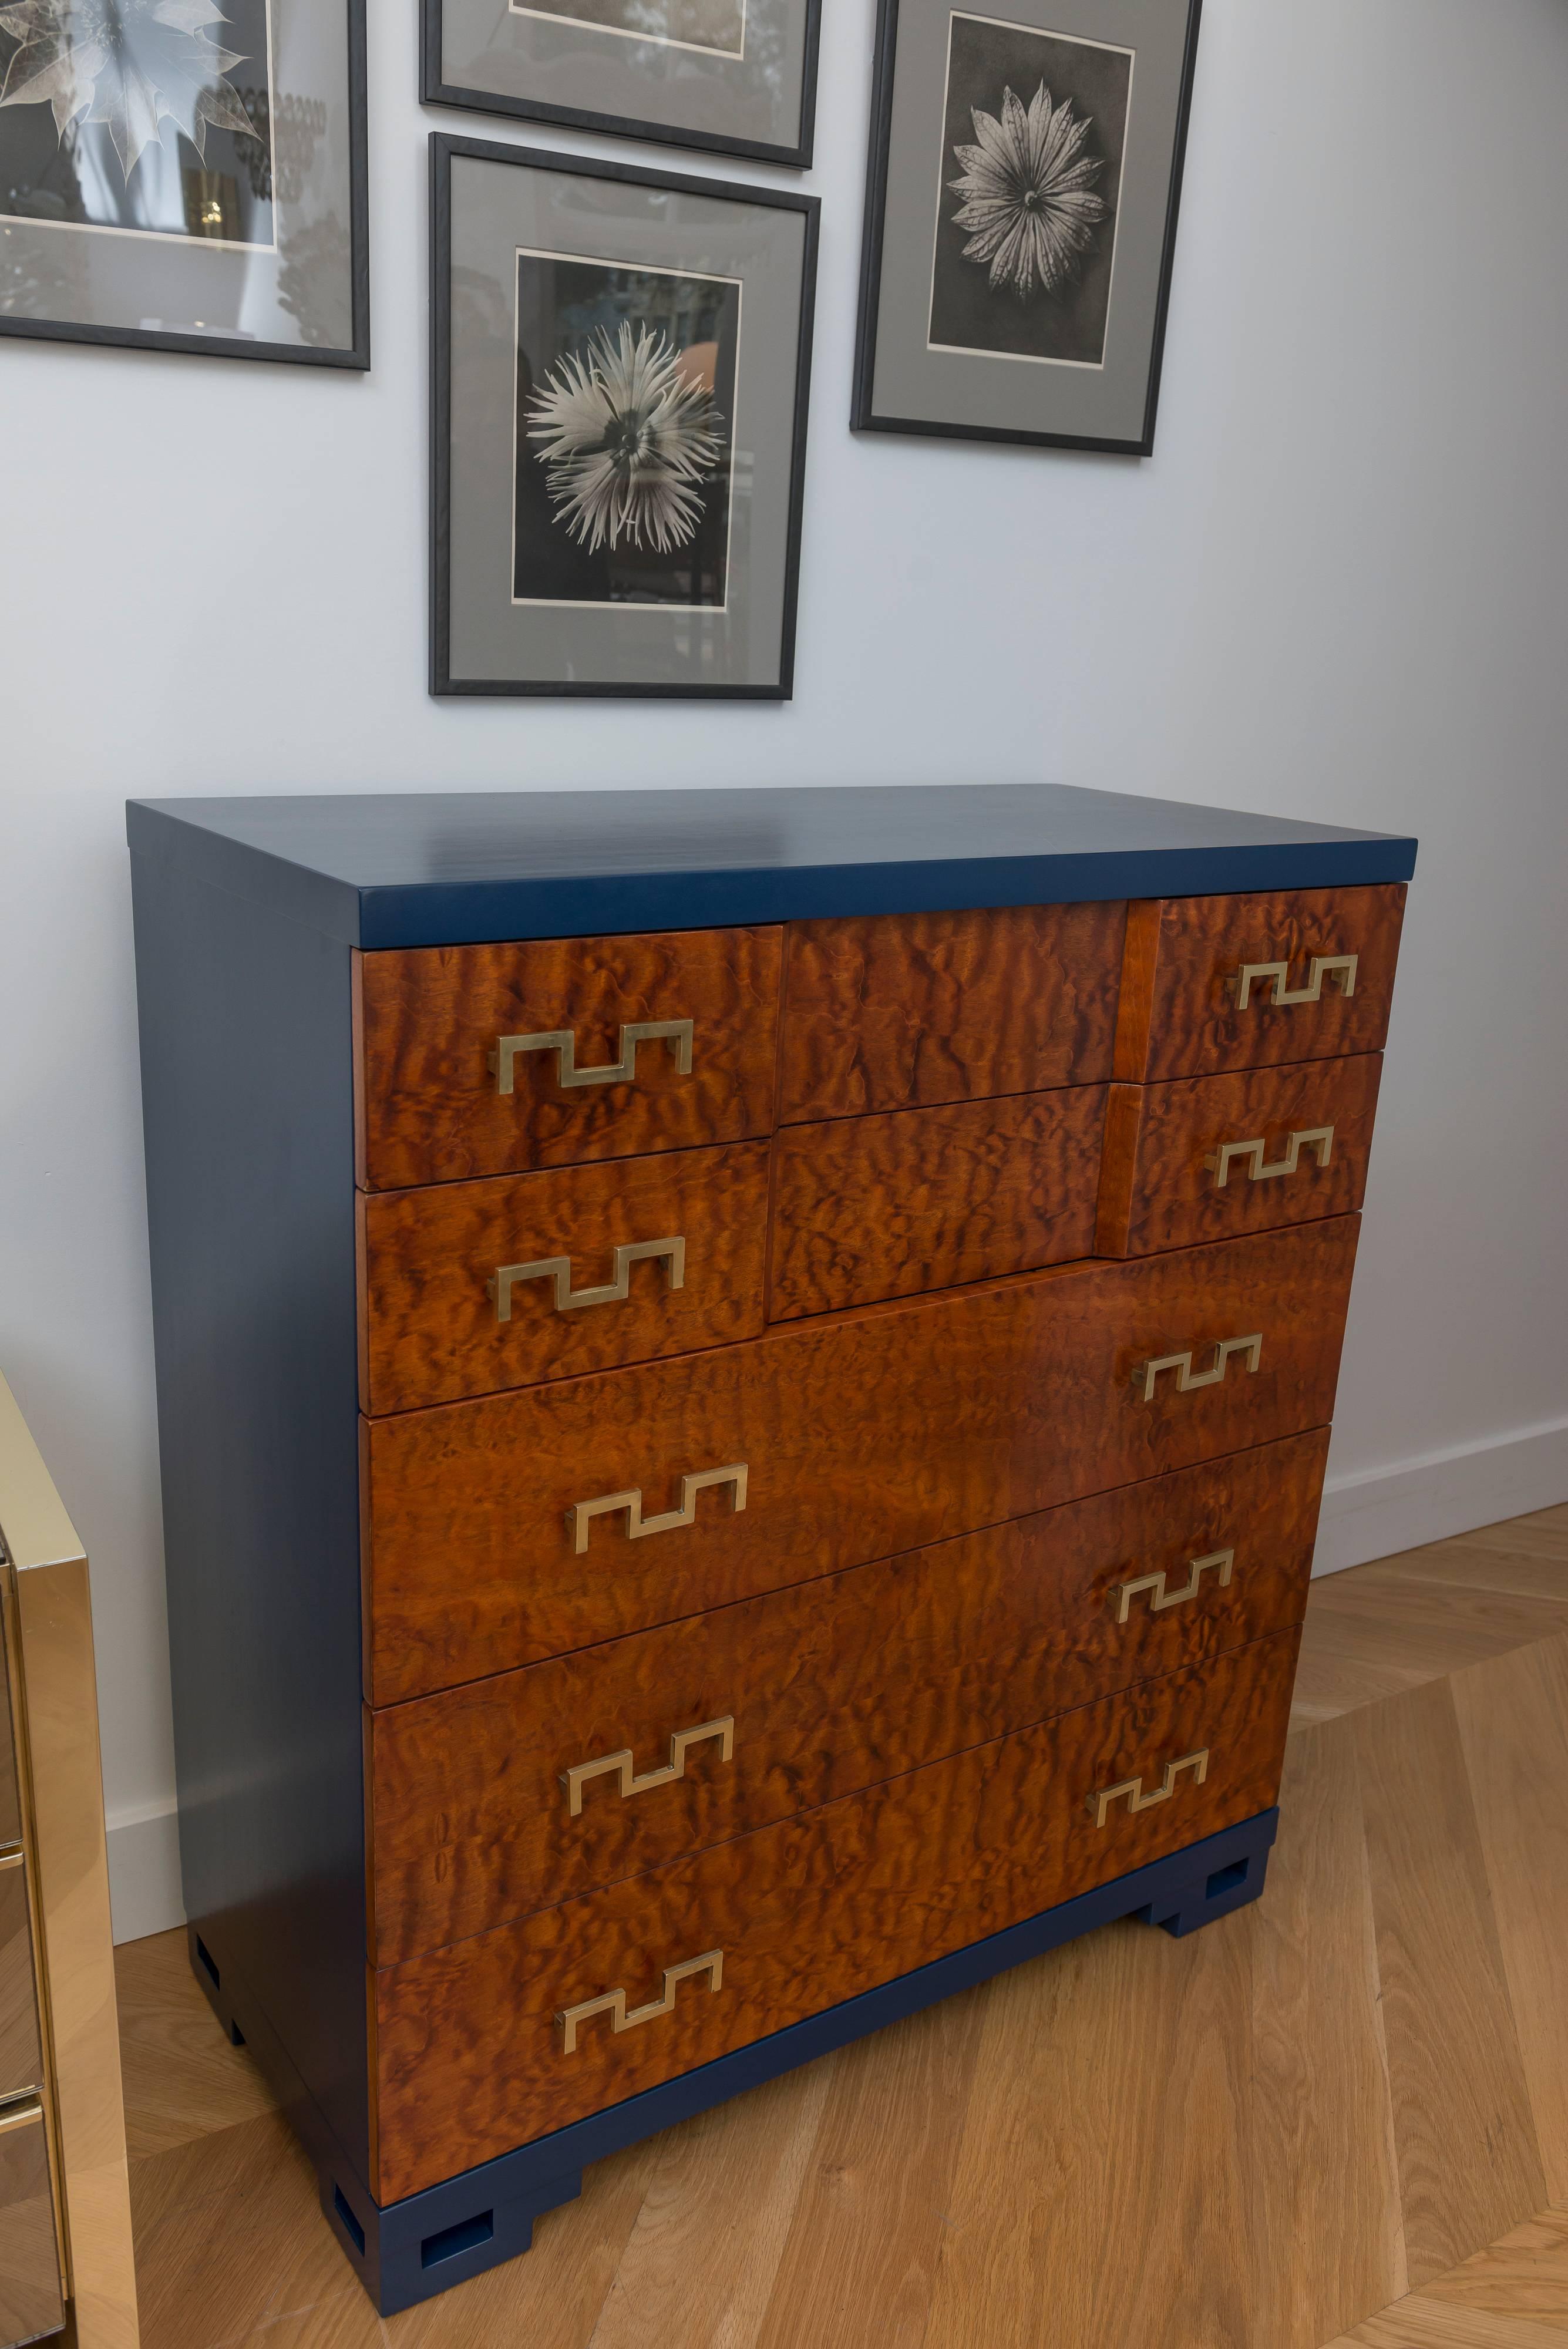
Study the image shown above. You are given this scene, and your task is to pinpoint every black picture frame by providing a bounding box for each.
[0,0,369,368]
[430,132,819,701]
[852,0,1202,456]
[422,0,822,169]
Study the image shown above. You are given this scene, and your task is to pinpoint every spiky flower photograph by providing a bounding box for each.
[0,0,272,244]
[514,253,740,608]
[928,14,1130,369]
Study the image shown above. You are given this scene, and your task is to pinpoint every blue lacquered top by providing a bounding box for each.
[125,785,1418,950]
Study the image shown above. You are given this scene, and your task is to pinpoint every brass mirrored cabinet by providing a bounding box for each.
[0,1374,139,2348]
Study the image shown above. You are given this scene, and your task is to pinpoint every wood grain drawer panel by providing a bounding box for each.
[368,1429,1327,1961]
[768,1088,1107,1320]
[1115,886,1405,1083]
[364,1217,1358,1702]
[355,928,782,1191]
[778,904,1125,1124]
[1096,1055,1384,1258]
[358,1142,770,1414]
[372,1628,1298,2197]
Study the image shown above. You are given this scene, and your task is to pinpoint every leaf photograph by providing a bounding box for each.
[0,0,275,247]
[513,251,741,610]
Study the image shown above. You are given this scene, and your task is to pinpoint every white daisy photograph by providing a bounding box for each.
[928,15,1131,368]
[513,251,740,609]
[852,0,1198,453]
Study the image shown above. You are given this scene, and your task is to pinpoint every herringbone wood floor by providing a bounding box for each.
[116,1502,1568,2348]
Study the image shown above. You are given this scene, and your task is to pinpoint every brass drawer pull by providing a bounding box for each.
[563,1715,735,1816]
[1207,1128,1334,1187]
[1088,1748,1210,1828]
[1135,1334,1261,1402]
[489,1019,695,1095]
[557,1948,724,2052]
[0,2101,45,2138]
[1233,954,1357,1010]
[1113,1550,1234,1622]
[489,1236,686,1321]
[567,1463,748,1555]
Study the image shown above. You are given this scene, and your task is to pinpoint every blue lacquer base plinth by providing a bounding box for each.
[189,1806,1278,2316]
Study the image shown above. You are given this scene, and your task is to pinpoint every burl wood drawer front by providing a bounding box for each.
[368,1429,1327,1963]
[358,1142,770,1414]
[768,1087,1108,1320]
[1115,886,1405,1083]
[363,1216,1358,1703]
[778,903,1125,1124]
[372,1628,1298,2197]
[1096,1055,1384,1258]
[355,928,783,1191]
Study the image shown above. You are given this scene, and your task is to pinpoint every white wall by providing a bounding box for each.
[2,0,1566,1942]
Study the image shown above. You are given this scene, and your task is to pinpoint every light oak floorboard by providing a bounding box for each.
[751,1984,988,2349]
[1290,1640,1435,1729]
[116,1505,1568,2349]
[1451,1637,1568,2204]
[1421,2207,1568,2328]
[582,2062,834,2349]
[1248,1720,1407,2343]
[1329,2202,1568,2345]
[115,1929,277,2160]
[1292,1523,1568,1729]
[1430,1506,1568,1560]
[1329,2298,1568,2347]
[1367,1547,1568,1608]
[386,2139,662,2349]
[1309,1580,1568,1668]
[1353,1675,1545,2286]
[923,1909,1256,2349]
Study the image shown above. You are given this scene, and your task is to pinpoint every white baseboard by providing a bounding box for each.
[106,1800,184,1946]
[1314,1415,1568,1577]
[100,1418,1568,1939]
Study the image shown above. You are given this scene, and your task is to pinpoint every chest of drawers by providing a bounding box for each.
[127,784,1416,2316]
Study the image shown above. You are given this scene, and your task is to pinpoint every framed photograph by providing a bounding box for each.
[430,133,818,699]
[422,0,820,169]
[0,0,367,365]
[852,0,1200,453]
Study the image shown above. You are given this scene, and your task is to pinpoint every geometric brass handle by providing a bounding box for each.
[1133,1334,1261,1402]
[566,1463,748,1556]
[562,1715,735,1816]
[489,1236,686,1320]
[1112,1550,1234,1623]
[489,1020,695,1095]
[557,1948,725,2052]
[1233,954,1357,1010]
[1087,1748,1210,1828]
[1206,1128,1334,1188]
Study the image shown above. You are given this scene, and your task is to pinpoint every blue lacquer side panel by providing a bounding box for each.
[131,856,367,2177]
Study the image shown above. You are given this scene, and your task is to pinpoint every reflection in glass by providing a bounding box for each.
[0,0,275,244]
